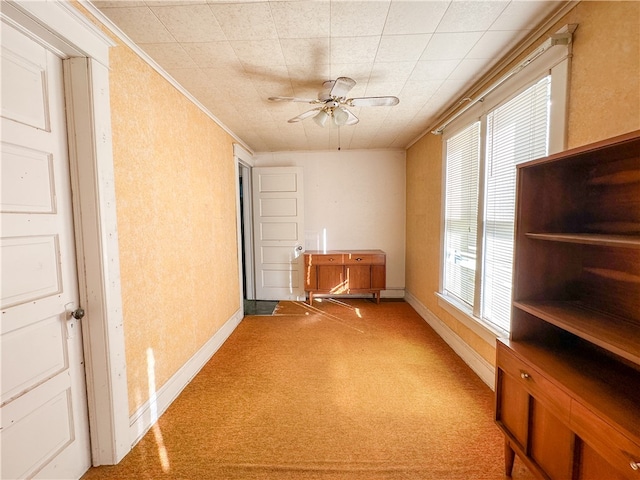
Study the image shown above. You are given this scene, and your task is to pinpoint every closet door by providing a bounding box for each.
[252,167,305,300]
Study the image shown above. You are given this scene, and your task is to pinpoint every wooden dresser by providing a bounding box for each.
[303,250,386,304]
[495,131,640,479]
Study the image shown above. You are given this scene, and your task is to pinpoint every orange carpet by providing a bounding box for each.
[82,299,534,479]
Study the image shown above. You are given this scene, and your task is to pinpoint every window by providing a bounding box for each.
[443,122,480,307]
[443,76,552,334]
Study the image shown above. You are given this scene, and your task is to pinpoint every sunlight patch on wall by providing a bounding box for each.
[147,348,170,473]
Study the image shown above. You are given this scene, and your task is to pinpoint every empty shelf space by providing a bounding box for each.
[513,300,640,365]
[525,232,640,249]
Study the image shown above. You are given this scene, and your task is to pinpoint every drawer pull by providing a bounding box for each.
[631,461,639,471]
[520,372,530,379]
[329,258,334,262]
[356,257,363,261]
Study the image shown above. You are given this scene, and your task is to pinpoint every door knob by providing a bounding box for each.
[296,245,303,251]
[71,308,85,320]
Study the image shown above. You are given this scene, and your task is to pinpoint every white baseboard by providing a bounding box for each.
[382,288,405,299]
[129,308,244,447]
[404,292,495,390]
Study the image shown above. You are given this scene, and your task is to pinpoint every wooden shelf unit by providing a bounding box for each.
[495,130,640,480]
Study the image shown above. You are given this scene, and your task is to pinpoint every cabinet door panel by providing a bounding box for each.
[317,265,344,292]
[371,265,386,289]
[347,265,371,290]
[570,401,640,478]
[496,370,529,449]
[577,440,631,480]
[530,398,574,480]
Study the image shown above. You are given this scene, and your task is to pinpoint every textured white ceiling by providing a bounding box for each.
[92,0,566,152]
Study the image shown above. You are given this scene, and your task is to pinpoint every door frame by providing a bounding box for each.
[234,143,255,305]
[1,0,130,465]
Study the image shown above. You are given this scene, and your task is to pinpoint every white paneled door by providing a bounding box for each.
[1,23,91,479]
[252,167,305,300]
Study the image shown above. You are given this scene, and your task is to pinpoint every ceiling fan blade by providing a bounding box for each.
[349,96,400,107]
[287,108,322,123]
[330,77,356,98]
[269,96,318,104]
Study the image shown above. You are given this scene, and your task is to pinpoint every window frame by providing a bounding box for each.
[437,41,571,342]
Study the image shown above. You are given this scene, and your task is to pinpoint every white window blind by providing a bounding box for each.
[481,76,551,331]
[444,122,480,306]
[442,75,552,334]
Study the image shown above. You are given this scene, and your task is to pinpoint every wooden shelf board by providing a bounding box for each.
[514,300,640,366]
[525,232,640,249]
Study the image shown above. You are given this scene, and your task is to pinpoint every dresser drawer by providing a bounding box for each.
[571,401,640,479]
[497,343,571,422]
[305,254,343,265]
[343,253,385,265]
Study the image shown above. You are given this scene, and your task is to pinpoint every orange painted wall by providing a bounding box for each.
[566,1,640,148]
[405,1,640,367]
[107,43,240,414]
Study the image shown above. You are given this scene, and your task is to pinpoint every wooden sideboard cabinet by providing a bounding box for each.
[495,131,640,480]
[303,250,386,304]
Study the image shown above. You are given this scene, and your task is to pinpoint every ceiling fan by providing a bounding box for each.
[268,76,399,127]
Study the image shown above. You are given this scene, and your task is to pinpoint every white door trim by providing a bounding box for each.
[1,0,130,465]
[64,58,130,465]
[234,143,255,306]
[233,143,256,308]
[240,163,255,300]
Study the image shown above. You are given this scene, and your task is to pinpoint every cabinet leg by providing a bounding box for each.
[504,440,515,477]
[308,292,313,305]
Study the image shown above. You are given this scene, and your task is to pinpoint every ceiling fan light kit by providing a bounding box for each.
[269,76,399,128]
[333,107,349,126]
[313,109,329,127]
